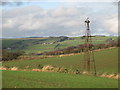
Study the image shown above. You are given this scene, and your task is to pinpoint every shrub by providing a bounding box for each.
[37,64,43,69]
[2,50,25,61]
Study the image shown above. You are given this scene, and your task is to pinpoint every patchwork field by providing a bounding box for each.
[2,36,118,54]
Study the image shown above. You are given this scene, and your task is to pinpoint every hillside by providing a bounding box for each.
[2,36,118,54]
[3,48,118,74]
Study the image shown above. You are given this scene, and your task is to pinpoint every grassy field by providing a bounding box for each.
[3,48,118,74]
[2,37,118,88]
[2,36,118,54]
[2,70,118,88]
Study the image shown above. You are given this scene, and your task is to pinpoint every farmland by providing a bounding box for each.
[2,36,119,88]
[2,36,118,54]
[3,47,118,74]
[2,70,118,88]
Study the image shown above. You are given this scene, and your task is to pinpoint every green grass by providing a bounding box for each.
[3,48,118,74]
[24,44,57,54]
[2,70,118,88]
[2,36,118,54]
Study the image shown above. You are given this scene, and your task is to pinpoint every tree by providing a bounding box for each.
[2,50,25,61]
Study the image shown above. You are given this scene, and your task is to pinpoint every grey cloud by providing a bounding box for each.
[0,2,23,6]
[2,6,44,18]
[2,4,118,38]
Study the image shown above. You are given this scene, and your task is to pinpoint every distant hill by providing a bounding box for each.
[94,35,106,37]
[2,36,118,54]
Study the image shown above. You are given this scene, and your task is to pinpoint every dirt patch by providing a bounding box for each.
[32,69,41,72]
[0,67,7,70]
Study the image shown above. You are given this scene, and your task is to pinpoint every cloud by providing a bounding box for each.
[2,6,84,37]
[103,15,118,34]
[2,0,117,2]
[2,2,118,38]
[0,1,23,6]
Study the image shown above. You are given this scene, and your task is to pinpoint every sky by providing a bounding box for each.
[1,0,118,38]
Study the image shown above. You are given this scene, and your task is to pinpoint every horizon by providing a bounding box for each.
[1,35,118,39]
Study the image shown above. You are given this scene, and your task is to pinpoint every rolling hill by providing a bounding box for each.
[2,36,118,54]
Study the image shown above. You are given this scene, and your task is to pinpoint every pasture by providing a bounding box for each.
[2,70,118,88]
[2,36,119,88]
[3,48,118,74]
[2,36,118,54]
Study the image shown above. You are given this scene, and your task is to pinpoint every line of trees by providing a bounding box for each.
[40,40,119,55]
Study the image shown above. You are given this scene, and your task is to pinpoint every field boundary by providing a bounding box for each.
[1,66,119,80]
[10,47,117,61]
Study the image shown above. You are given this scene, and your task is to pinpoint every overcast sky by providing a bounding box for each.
[1,0,118,38]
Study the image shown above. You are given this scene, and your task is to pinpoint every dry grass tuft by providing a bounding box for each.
[100,73,107,77]
[82,71,89,74]
[100,73,119,79]
[42,65,54,72]
[10,67,18,71]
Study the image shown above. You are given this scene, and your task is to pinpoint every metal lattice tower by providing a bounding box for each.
[83,18,96,75]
